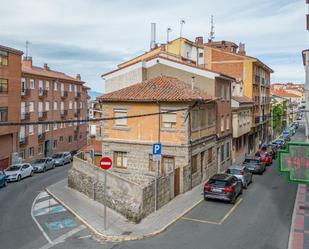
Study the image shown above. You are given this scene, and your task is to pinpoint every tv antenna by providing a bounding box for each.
[25,40,31,58]
[209,15,215,42]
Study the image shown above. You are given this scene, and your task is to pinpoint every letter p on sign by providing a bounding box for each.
[152,143,162,155]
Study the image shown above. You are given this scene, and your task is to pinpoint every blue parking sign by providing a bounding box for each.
[152,143,162,155]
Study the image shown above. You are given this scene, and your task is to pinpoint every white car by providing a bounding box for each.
[4,163,34,182]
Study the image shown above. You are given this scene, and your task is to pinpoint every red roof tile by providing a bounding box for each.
[98,76,214,102]
[271,90,301,98]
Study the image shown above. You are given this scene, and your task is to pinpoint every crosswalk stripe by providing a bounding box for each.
[34,199,58,211]
[33,205,66,217]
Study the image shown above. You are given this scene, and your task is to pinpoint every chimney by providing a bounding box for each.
[150,23,157,50]
[191,76,195,90]
[43,63,50,70]
[238,42,246,56]
[23,56,32,67]
[195,36,204,45]
[76,74,81,81]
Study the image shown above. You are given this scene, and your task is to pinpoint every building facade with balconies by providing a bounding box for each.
[0,45,23,169]
[19,57,89,161]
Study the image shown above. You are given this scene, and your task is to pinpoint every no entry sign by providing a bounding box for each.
[100,157,112,170]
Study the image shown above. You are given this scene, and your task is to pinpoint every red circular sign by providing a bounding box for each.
[100,157,112,170]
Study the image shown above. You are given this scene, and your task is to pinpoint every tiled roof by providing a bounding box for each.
[232,96,253,104]
[271,90,301,98]
[98,76,214,102]
[0,44,23,55]
[22,65,84,83]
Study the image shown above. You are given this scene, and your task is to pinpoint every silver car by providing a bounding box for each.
[32,158,55,173]
[52,152,72,166]
[4,163,34,182]
[226,165,253,189]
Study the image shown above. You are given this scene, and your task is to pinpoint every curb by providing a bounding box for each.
[287,184,300,249]
[45,187,203,242]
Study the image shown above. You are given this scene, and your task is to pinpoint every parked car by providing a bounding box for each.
[31,158,55,173]
[4,163,34,182]
[288,127,296,135]
[243,157,266,174]
[0,170,7,188]
[225,165,253,189]
[204,174,243,204]
[274,139,285,149]
[279,134,290,142]
[261,144,276,159]
[52,152,72,166]
[255,151,272,166]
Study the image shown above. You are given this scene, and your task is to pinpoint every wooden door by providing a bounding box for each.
[174,168,180,196]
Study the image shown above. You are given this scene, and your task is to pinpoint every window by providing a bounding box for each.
[38,80,43,91]
[226,86,230,101]
[45,124,49,132]
[61,101,64,111]
[53,140,57,149]
[226,115,230,130]
[69,101,73,110]
[74,85,77,93]
[29,102,34,112]
[221,85,225,100]
[226,142,230,158]
[69,84,72,92]
[208,108,214,127]
[19,150,25,159]
[19,126,25,140]
[29,125,34,135]
[60,136,64,142]
[208,147,213,164]
[199,52,203,58]
[191,155,197,174]
[29,147,34,157]
[114,109,127,126]
[53,123,57,130]
[220,145,224,162]
[68,136,72,143]
[162,112,176,129]
[38,144,43,154]
[192,110,198,130]
[162,156,174,175]
[0,79,8,93]
[0,50,8,65]
[80,101,83,109]
[200,109,206,128]
[0,107,8,122]
[54,101,57,110]
[221,116,224,132]
[60,122,63,129]
[38,124,42,135]
[114,151,127,168]
[54,81,57,91]
[45,101,49,111]
[45,81,50,90]
[30,79,35,89]
[21,78,26,93]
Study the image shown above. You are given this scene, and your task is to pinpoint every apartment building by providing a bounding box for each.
[98,75,218,195]
[19,57,88,161]
[0,45,23,169]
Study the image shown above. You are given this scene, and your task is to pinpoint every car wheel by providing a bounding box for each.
[17,175,21,181]
[30,171,34,177]
[242,182,247,189]
[52,164,56,169]
[62,161,65,166]
[43,167,46,173]
[230,194,236,204]
[4,180,7,187]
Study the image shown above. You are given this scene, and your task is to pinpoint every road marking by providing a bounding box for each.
[37,191,49,200]
[31,192,53,244]
[34,199,58,211]
[181,198,243,225]
[45,218,77,232]
[34,205,66,217]
[78,234,92,239]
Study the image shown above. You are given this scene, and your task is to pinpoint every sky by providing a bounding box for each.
[0,0,308,92]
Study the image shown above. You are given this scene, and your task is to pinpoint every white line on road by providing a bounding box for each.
[34,199,58,211]
[78,234,92,240]
[37,191,49,200]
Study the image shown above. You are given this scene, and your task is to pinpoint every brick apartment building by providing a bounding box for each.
[0,45,23,169]
[19,56,89,162]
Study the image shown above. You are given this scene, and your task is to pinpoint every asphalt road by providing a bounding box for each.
[0,125,303,249]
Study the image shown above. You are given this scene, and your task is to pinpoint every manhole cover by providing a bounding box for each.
[122,231,132,235]
[299,205,309,210]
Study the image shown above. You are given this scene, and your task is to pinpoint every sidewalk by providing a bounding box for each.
[289,184,309,249]
[46,179,204,241]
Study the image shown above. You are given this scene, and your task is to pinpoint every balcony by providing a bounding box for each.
[21,89,31,98]
[61,110,68,119]
[74,109,81,117]
[19,136,28,146]
[38,111,47,121]
[20,112,30,121]
[61,91,68,99]
[38,133,46,142]
[75,92,81,99]
[38,88,48,98]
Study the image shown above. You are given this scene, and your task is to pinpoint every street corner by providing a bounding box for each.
[181,197,243,225]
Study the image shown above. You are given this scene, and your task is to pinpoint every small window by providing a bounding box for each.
[45,101,49,111]
[220,145,224,162]
[226,115,230,130]
[192,110,198,130]
[45,81,50,90]
[38,144,43,154]
[69,84,72,92]
[114,151,127,168]
[54,101,57,110]
[0,107,8,122]
[114,109,127,126]
[68,136,73,143]
[29,147,34,157]
[29,125,34,135]
[30,79,35,89]
[0,79,8,93]
[0,50,8,65]
[226,142,230,158]
[19,150,25,159]
[226,86,230,101]
[29,102,34,112]
[200,109,206,128]
[162,112,177,129]
[69,101,73,110]
[199,52,203,58]
[53,140,57,149]
[221,85,225,100]
[208,108,214,127]
[53,123,57,130]
[221,116,224,132]
[191,155,197,174]
[54,81,57,91]
[208,147,213,164]
[45,124,49,132]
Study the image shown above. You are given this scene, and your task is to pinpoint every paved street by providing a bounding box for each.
[1,127,304,249]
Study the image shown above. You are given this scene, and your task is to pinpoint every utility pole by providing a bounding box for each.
[209,15,215,42]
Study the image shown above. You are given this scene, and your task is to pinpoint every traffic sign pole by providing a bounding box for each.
[155,160,157,211]
[104,170,107,230]
[152,143,162,212]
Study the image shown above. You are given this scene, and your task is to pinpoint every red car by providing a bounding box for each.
[255,151,272,166]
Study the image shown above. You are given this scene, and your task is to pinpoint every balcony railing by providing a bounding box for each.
[20,112,30,121]
[38,111,47,121]
[19,136,28,146]
[75,92,81,99]
[61,91,68,98]
[38,133,46,142]
[38,88,48,98]
[21,89,31,98]
[61,110,68,119]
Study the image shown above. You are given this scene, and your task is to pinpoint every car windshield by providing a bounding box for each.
[6,165,21,171]
[52,154,63,158]
[227,169,241,175]
[209,179,228,187]
[244,159,259,164]
[33,159,46,164]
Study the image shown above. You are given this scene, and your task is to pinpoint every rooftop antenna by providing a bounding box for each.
[209,15,215,42]
[180,19,185,38]
[25,40,31,58]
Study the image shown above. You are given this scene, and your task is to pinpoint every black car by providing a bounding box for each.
[204,174,242,204]
[243,157,266,174]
